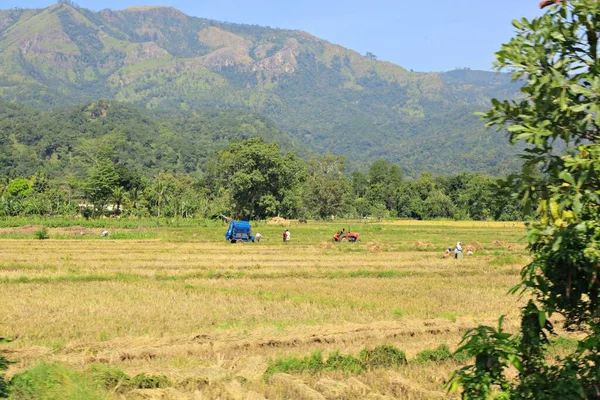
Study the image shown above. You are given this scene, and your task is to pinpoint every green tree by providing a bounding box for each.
[111,186,126,214]
[396,173,435,219]
[351,171,369,199]
[365,51,378,60]
[144,172,184,218]
[6,178,32,198]
[449,1,600,398]
[212,138,305,220]
[303,154,354,219]
[454,174,498,220]
[366,160,403,212]
[84,161,118,211]
[32,171,49,193]
[422,190,456,219]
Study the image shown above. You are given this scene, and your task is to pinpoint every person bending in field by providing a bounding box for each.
[444,247,454,258]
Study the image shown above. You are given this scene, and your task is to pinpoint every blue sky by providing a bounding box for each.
[3,0,544,72]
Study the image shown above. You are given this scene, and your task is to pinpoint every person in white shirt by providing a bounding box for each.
[454,241,463,258]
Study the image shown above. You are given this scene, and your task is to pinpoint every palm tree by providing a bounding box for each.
[112,186,125,214]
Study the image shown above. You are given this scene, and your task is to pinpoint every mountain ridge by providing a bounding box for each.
[0,2,522,175]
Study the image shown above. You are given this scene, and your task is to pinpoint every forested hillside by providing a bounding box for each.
[0,99,521,221]
[0,99,303,179]
[0,2,522,175]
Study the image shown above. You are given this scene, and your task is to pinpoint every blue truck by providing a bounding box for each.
[224,220,255,243]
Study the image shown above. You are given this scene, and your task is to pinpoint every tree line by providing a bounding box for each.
[0,136,523,221]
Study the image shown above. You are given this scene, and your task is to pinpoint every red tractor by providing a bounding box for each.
[333,229,359,242]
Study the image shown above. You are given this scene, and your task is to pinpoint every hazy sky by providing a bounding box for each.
[3,0,545,72]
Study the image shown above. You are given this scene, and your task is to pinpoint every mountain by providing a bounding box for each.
[0,2,522,176]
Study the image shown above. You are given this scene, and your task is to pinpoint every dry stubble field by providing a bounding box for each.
[0,219,542,399]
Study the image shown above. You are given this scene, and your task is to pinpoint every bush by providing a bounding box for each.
[359,344,407,369]
[34,226,49,240]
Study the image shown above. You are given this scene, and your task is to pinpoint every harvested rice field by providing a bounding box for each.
[1,219,570,399]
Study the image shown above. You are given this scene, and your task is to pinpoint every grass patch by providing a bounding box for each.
[10,363,111,400]
[325,350,364,374]
[131,373,170,389]
[0,263,57,271]
[549,336,579,354]
[415,344,453,363]
[265,351,326,376]
[392,308,406,319]
[489,254,527,266]
[265,345,407,377]
[2,273,139,285]
[359,344,407,368]
[1,269,421,286]
[414,344,471,364]
[440,311,459,323]
[89,364,131,392]
[9,363,172,399]
[89,364,169,390]
[348,270,401,278]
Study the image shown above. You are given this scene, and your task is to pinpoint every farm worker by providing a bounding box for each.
[255,232,262,242]
[282,230,286,242]
[285,229,290,242]
[454,242,462,258]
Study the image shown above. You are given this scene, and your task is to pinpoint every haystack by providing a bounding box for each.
[367,242,384,252]
[267,217,290,226]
